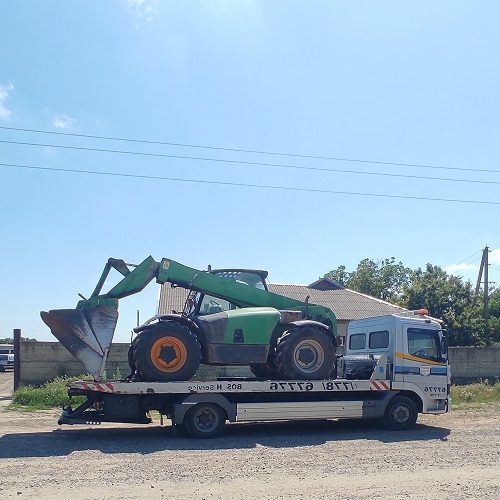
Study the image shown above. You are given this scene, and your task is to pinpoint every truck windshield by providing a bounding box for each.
[407,328,442,362]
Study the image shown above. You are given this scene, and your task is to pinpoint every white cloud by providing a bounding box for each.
[444,263,477,275]
[53,114,77,129]
[445,249,500,277]
[126,0,158,24]
[0,82,14,120]
[490,249,500,265]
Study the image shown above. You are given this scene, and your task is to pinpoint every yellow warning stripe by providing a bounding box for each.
[394,352,445,366]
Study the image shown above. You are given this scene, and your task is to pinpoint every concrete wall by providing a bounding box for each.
[19,342,130,385]
[18,342,251,386]
[448,347,500,383]
[18,342,500,386]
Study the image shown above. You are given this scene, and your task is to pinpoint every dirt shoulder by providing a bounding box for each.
[1,371,499,499]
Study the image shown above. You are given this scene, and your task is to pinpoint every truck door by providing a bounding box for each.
[400,324,448,391]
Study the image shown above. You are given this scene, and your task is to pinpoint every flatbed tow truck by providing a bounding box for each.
[59,310,450,438]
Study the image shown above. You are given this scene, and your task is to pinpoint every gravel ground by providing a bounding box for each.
[1,371,499,500]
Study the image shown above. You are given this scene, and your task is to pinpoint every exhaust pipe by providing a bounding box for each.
[41,306,118,381]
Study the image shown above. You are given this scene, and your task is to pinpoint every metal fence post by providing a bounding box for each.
[13,328,21,391]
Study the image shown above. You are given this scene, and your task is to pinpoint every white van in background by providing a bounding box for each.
[0,344,14,372]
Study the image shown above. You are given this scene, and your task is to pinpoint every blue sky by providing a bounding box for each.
[1,0,499,342]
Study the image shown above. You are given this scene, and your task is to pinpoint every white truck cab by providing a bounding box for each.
[343,310,450,414]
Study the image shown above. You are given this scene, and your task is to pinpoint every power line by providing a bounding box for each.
[1,125,499,174]
[450,258,482,272]
[1,139,499,186]
[2,162,500,205]
[454,251,484,268]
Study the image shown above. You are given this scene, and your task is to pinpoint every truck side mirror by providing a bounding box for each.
[441,337,448,356]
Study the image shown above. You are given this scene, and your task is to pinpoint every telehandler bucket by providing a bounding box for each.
[40,306,118,381]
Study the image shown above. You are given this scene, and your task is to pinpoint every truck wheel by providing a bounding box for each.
[275,326,336,380]
[383,396,418,431]
[133,321,201,381]
[183,403,226,438]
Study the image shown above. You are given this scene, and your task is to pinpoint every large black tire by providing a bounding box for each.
[275,326,336,380]
[132,321,201,381]
[183,403,226,438]
[127,341,136,374]
[250,361,279,380]
[383,395,418,431]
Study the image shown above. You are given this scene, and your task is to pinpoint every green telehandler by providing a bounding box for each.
[41,256,338,382]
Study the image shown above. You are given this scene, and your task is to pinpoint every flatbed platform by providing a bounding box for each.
[68,377,392,395]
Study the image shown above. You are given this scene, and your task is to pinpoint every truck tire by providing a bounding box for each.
[183,403,226,438]
[275,326,336,380]
[127,341,136,374]
[383,395,418,431]
[132,321,201,381]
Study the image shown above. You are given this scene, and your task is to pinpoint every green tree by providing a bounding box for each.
[488,290,500,344]
[400,264,485,346]
[325,258,497,346]
[324,264,350,287]
[325,257,413,302]
[489,290,500,317]
[0,337,38,343]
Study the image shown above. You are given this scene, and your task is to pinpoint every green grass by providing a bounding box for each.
[10,376,86,411]
[451,381,500,404]
[9,368,123,411]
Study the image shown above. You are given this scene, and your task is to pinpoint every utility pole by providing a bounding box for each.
[484,246,489,319]
[475,246,490,319]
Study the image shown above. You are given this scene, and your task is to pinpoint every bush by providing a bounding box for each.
[451,381,500,404]
[11,375,86,410]
[11,369,124,411]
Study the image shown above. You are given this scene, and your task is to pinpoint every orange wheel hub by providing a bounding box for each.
[151,336,187,372]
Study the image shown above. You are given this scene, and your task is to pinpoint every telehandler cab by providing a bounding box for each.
[41,256,338,382]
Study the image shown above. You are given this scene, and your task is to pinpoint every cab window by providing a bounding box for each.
[214,271,266,290]
[369,330,389,349]
[198,294,234,314]
[349,333,366,350]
